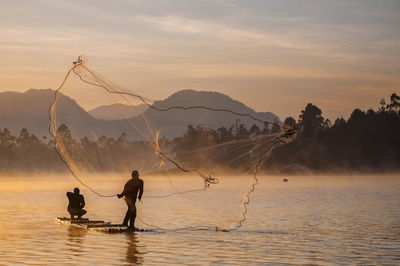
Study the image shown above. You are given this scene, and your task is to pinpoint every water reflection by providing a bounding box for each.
[66,225,87,254]
[0,175,399,264]
[125,233,143,265]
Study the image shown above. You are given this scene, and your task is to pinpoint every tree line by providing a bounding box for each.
[171,93,400,173]
[0,93,399,174]
[267,93,400,173]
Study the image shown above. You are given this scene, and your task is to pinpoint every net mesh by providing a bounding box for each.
[49,56,296,231]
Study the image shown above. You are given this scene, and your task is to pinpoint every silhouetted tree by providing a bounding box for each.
[299,103,324,138]
[235,124,250,139]
[57,124,72,139]
[380,98,387,112]
[216,126,234,143]
[0,128,16,170]
[284,117,296,127]
[388,93,400,112]
[334,117,346,127]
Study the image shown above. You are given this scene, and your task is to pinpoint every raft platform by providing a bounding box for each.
[56,217,152,233]
[56,217,107,225]
[88,224,152,233]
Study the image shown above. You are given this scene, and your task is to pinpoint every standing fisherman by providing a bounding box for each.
[118,170,144,230]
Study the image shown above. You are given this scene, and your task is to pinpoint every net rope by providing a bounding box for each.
[49,56,297,231]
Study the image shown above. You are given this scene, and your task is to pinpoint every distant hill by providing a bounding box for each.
[143,90,280,138]
[88,103,147,120]
[0,89,133,139]
[0,89,280,139]
[0,89,92,138]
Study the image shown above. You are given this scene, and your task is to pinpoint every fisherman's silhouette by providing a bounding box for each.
[118,170,144,230]
[66,187,87,219]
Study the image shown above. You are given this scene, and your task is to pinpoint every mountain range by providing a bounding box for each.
[88,103,148,120]
[0,89,280,140]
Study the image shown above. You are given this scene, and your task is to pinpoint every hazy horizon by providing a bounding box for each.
[1,1,399,121]
[0,86,395,123]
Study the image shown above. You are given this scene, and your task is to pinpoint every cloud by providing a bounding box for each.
[0,0,399,120]
[134,15,311,50]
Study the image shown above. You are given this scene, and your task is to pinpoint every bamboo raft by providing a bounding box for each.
[56,217,152,233]
[56,217,107,225]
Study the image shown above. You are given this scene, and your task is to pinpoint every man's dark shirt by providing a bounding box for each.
[66,192,85,210]
[120,178,144,202]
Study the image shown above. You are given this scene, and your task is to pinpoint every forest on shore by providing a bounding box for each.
[0,93,399,174]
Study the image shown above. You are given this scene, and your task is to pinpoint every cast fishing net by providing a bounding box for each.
[49,56,296,231]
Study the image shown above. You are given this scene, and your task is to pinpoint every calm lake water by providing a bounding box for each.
[0,174,399,265]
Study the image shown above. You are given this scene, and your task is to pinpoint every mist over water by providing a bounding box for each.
[0,174,399,265]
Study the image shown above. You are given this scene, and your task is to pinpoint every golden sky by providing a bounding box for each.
[0,0,399,121]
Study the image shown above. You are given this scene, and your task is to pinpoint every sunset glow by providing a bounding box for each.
[1,0,399,120]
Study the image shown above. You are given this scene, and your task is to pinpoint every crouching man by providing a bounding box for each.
[66,187,87,219]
